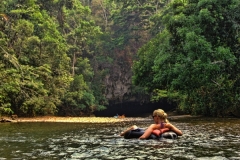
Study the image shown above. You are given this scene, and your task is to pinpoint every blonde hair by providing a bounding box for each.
[153,109,169,123]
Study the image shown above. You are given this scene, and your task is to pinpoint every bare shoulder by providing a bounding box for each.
[150,123,161,129]
[165,122,183,136]
[165,123,174,128]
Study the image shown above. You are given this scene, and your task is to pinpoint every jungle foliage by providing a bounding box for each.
[0,0,106,116]
[1,0,239,117]
[133,0,240,116]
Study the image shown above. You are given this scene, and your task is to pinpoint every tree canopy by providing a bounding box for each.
[133,0,240,116]
[1,0,239,117]
[0,0,105,116]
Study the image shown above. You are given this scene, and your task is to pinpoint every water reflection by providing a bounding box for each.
[0,118,239,159]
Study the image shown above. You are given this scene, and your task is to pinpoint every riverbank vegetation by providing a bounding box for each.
[133,0,240,116]
[0,0,239,117]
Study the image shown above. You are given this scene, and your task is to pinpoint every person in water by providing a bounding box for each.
[120,109,183,139]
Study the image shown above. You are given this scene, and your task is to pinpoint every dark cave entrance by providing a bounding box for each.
[94,100,176,117]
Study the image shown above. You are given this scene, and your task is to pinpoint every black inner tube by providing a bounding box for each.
[124,129,178,140]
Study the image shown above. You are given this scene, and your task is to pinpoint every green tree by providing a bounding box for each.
[48,0,107,115]
[133,0,240,116]
[1,0,72,116]
[60,57,106,116]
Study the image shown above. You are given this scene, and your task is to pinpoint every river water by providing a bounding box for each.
[0,117,239,160]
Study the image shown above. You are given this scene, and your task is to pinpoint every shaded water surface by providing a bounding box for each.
[0,117,240,160]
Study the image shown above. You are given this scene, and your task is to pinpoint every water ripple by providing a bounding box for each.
[0,118,240,159]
